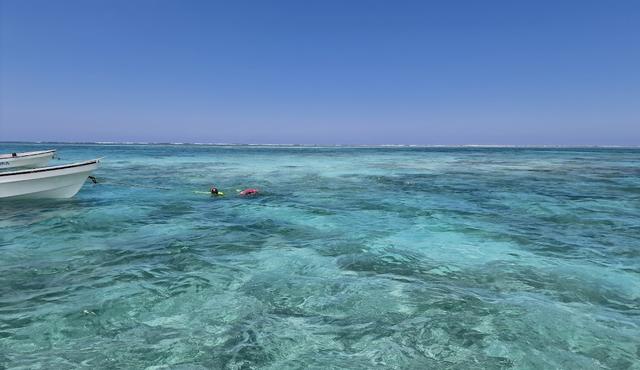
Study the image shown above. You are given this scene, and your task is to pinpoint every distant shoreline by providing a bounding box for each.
[1,142,639,149]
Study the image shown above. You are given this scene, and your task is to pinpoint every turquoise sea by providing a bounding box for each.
[1,143,639,369]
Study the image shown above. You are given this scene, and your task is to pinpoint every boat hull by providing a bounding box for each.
[0,150,56,169]
[0,160,100,199]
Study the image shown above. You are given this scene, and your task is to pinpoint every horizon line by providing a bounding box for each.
[1,141,639,148]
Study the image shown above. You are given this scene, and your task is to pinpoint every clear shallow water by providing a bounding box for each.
[1,144,639,369]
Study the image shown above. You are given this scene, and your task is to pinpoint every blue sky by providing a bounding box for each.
[1,0,638,144]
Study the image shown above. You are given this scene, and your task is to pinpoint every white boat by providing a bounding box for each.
[0,150,56,170]
[0,159,100,199]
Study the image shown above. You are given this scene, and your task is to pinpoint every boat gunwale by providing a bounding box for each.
[0,149,56,160]
[0,159,99,177]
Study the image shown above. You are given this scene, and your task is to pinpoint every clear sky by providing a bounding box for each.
[1,0,639,145]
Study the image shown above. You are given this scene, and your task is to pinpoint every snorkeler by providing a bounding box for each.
[197,186,257,197]
[194,185,225,196]
[209,186,224,196]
